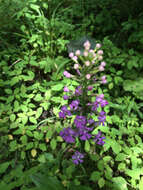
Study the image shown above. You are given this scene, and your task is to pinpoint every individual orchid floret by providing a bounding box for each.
[64,86,70,92]
[96,43,101,49]
[86,74,91,79]
[75,50,81,56]
[63,70,71,78]
[69,52,74,58]
[72,151,84,165]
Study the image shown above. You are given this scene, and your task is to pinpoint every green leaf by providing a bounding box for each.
[51,84,64,91]
[84,140,90,152]
[10,114,16,122]
[22,115,28,125]
[50,139,57,150]
[0,162,10,174]
[98,177,105,188]
[115,153,127,161]
[36,107,43,119]
[111,140,121,154]
[34,94,43,102]
[20,135,28,144]
[29,117,37,124]
[112,177,128,190]
[39,143,47,151]
[90,171,101,182]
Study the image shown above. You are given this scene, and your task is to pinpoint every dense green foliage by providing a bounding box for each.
[0,0,143,189]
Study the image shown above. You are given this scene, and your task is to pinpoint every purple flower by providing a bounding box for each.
[98,111,106,125]
[63,71,71,78]
[88,119,95,125]
[59,106,71,118]
[101,76,107,84]
[72,151,84,165]
[74,115,86,128]
[87,86,93,91]
[60,127,76,143]
[75,86,82,95]
[63,95,69,100]
[78,127,93,141]
[69,100,80,110]
[64,86,69,92]
[91,101,99,111]
[94,131,105,145]
[100,100,108,107]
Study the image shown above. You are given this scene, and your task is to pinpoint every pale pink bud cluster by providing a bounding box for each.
[85,61,90,66]
[96,43,101,49]
[63,70,71,78]
[74,64,79,69]
[86,74,91,79]
[83,51,88,57]
[72,56,78,63]
[75,50,81,56]
[69,52,74,58]
[84,40,91,50]
[101,76,107,84]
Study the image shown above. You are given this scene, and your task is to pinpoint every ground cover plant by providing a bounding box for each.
[0,0,143,190]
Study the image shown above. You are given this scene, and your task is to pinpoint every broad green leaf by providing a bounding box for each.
[34,94,43,102]
[112,177,128,190]
[90,171,101,182]
[50,139,57,150]
[84,140,90,152]
[29,117,37,124]
[39,143,47,151]
[115,153,127,161]
[98,177,105,188]
[0,162,10,174]
[10,114,16,122]
[36,107,43,119]
[51,84,64,91]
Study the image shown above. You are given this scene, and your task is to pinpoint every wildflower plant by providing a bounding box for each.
[59,40,108,165]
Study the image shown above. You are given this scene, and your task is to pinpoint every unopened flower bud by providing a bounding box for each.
[99,65,104,71]
[69,52,74,58]
[83,51,88,57]
[84,40,91,50]
[85,61,90,66]
[63,71,71,78]
[87,86,93,91]
[74,64,79,69]
[75,50,81,56]
[72,56,78,63]
[96,43,101,49]
[97,50,103,55]
[98,55,103,60]
[101,61,106,67]
[86,74,91,79]
[63,95,69,100]
[101,76,107,84]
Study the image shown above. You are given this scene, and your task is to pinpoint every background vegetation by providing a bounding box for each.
[0,0,143,189]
